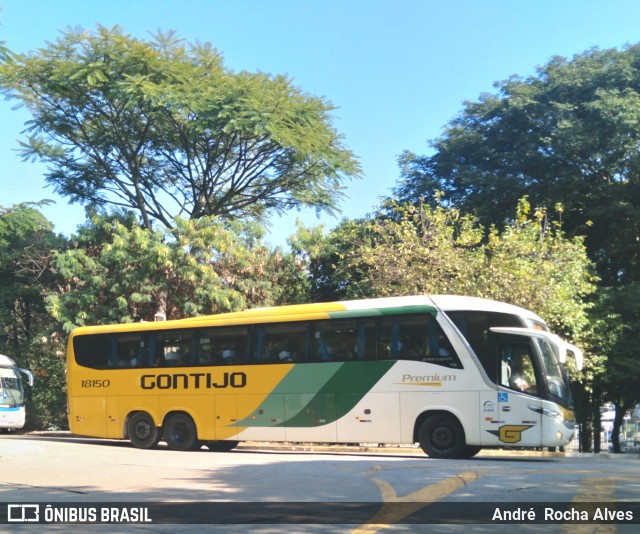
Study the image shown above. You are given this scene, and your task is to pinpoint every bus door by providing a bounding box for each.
[480,332,542,447]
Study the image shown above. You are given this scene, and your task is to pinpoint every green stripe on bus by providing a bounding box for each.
[279,361,396,427]
[327,305,436,320]
[234,363,343,427]
[236,360,396,428]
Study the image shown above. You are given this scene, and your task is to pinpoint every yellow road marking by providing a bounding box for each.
[561,477,618,534]
[349,470,482,534]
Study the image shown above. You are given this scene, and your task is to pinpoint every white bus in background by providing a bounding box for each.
[0,354,34,431]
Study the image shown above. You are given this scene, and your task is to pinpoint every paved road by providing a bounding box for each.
[1,434,639,533]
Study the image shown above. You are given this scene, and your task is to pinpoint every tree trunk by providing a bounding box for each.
[154,289,168,322]
[593,404,602,453]
[611,402,627,453]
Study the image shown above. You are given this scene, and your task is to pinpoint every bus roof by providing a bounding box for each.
[68,295,546,336]
[0,354,17,367]
[428,295,546,325]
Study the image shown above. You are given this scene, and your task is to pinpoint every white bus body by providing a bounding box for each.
[0,354,34,430]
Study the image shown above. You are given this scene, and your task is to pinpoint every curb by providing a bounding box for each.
[24,431,640,459]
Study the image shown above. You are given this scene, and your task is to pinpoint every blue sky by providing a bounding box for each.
[2,0,640,246]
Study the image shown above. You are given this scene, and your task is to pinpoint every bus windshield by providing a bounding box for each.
[534,337,572,406]
[0,367,25,406]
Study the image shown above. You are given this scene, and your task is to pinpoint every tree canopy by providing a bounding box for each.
[395,44,640,288]
[0,26,360,229]
[46,214,303,331]
[292,197,595,342]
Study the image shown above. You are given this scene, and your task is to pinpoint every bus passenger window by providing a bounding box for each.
[379,314,463,368]
[254,322,309,363]
[313,321,357,362]
[153,331,194,367]
[114,334,146,368]
[73,334,111,369]
[197,326,250,365]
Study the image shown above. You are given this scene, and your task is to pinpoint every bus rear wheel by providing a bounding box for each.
[418,414,466,459]
[163,413,202,451]
[128,412,160,449]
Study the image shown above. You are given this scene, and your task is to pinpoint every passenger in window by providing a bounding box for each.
[117,348,137,368]
[510,350,537,393]
[509,361,529,391]
[222,346,236,364]
[335,340,355,360]
[199,345,213,365]
[164,349,181,366]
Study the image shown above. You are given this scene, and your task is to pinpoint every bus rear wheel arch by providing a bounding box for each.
[416,412,469,459]
[163,412,202,451]
[127,411,161,449]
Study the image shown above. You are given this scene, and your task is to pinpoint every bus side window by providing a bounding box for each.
[378,318,401,359]
[498,341,538,394]
[378,314,463,368]
[255,322,309,363]
[73,334,111,369]
[114,334,146,368]
[153,331,194,367]
[313,320,357,362]
[198,326,250,365]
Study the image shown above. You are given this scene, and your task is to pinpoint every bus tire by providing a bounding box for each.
[163,413,202,451]
[128,412,160,449]
[205,440,239,452]
[418,413,466,459]
[461,445,482,458]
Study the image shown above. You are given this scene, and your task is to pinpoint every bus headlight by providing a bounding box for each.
[529,405,575,429]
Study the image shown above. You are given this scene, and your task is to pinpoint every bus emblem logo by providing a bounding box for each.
[487,424,533,444]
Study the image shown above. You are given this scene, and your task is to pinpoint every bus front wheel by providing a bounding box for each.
[418,414,466,459]
[128,412,160,449]
[163,413,202,451]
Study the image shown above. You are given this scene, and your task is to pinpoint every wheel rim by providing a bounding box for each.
[134,420,153,440]
[431,424,454,450]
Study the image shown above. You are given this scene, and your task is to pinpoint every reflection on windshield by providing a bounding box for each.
[535,338,570,404]
[0,368,25,406]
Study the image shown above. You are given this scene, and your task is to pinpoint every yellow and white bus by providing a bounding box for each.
[66,295,582,457]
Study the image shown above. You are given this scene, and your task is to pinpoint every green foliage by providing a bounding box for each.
[293,197,596,345]
[0,203,67,430]
[46,214,305,331]
[395,44,640,287]
[0,202,59,348]
[0,26,360,229]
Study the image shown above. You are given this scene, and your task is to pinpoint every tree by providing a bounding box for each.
[0,26,360,229]
[596,284,640,452]
[395,44,640,288]
[0,202,59,349]
[294,197,595,341]
[0,203,68,430]
[46,214,304,331]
